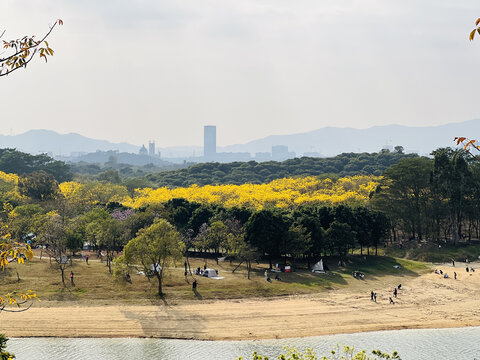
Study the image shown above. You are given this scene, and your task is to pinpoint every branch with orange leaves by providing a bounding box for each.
[0,19,63,77]
[0,227,38,312]
[469,18,480,41]
[454,137,480,158]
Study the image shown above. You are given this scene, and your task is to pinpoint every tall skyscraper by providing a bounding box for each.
[148,141,155,156]
[204,125,216,159]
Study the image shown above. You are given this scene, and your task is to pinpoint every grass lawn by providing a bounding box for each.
[0,252,430,305]
[385,243,480,263]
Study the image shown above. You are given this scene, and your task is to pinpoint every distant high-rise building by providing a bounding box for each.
[148,141,156,156]
[204,125,216,159]
[272,145,288,158]
[272,145,296,161]
[139,144,148,155]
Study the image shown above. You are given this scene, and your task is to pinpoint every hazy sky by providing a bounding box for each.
[1,0,480,147]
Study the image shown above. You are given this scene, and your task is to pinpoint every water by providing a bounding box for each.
[7,327,480,360]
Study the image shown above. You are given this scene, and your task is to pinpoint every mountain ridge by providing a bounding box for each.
[1,119,478,157]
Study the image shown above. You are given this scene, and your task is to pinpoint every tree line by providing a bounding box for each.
[145,150,416,187]
[0,148,72,182]
[371,148,480,246]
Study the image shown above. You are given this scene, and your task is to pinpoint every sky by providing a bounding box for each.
[1,0,480,147]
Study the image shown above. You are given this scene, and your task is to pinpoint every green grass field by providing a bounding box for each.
[385,243,480,263]
[0,252,431,304]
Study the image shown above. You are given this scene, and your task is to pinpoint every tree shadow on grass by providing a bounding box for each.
[336,255,428,282]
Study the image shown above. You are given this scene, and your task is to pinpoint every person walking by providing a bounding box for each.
[373,292,377,303]
[393,288,397,298]
[454,271,457,280]
[370,290,374,301]
[452,259,455,267]
[85,255,89,265]
[70,271,75,286]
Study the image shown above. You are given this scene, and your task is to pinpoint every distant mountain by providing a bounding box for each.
[0,130,139,155]
[219,119,480,156]
[1,120,477,159]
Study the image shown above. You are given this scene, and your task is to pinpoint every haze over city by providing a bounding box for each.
[2,0,480,147]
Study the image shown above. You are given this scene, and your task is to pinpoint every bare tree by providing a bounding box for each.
[38,214,70,286]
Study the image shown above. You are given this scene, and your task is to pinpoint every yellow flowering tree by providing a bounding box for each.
[0,225,36,312]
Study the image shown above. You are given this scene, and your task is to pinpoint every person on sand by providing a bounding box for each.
[373,292,377,302]
[371,290,374,301]
[85,255,89,265]
[454,272,457,280]
[398,284,402,290]
[471,267,475,273]
[452,259,455,267]
[389,297,395,304]
[440,269,443,275]
[393,288,397,298]
[466,266,469,273]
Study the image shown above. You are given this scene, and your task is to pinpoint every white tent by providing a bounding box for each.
[312,259,325,273]
[150,263,162,273]
[202,268,218,278]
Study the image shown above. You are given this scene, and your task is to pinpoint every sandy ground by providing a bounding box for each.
[1,265,480,340]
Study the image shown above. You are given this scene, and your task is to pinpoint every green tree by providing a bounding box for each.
[86,214,123,273]
[225,220,259,280]
[326,221,355,257]
[124,219,184,296]
[37,213,70,286]
[245,209,289,269]
[371,157,432,241]
[97,170,121,184]
[188,205,214,235]
[18,171,59,201]
[431,149,472,245]
[7,204,44,241]
[205,221,229,264]
[286,224,311,267]
[0,149,71,182]
[292,206,326,264]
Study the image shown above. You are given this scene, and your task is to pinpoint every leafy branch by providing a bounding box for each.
[0,19,63,77]
[469,18,480,41]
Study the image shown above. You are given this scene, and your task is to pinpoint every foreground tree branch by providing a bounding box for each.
[0,19,63,77]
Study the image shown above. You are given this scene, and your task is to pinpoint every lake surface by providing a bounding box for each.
[7,327,480,360]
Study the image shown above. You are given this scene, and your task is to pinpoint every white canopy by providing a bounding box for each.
[312,259,325,273]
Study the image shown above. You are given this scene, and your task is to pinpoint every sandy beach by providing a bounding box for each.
[1,265,479,340]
